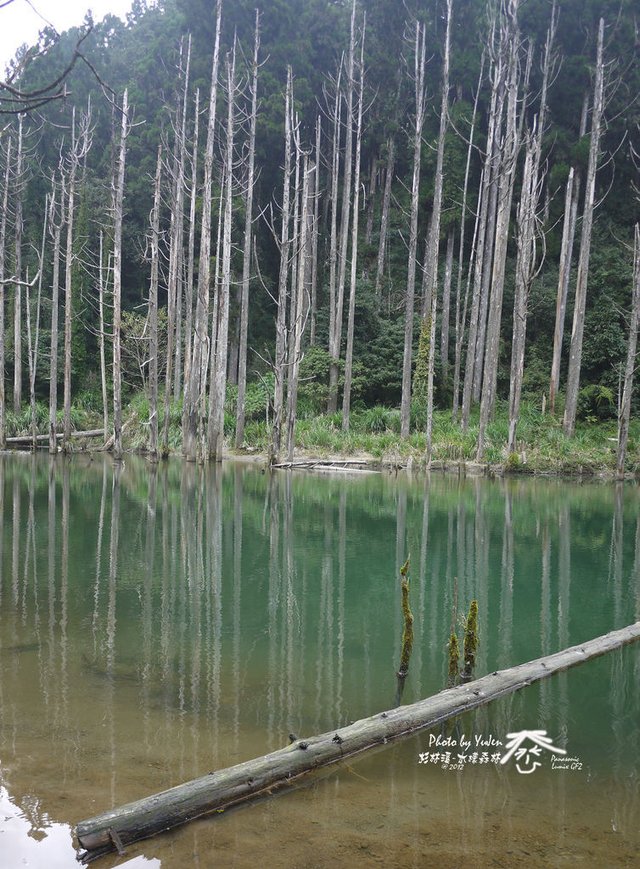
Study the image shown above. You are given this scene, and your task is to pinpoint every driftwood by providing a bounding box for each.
[272,458,376,472]
[6,429,105,445]
[76,622,640,862]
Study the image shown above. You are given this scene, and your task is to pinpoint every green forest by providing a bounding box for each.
[1,0,639,473]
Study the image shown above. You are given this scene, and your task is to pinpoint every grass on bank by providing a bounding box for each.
[5,394,639,476]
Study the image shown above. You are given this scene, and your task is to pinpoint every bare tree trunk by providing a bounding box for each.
[440,228,454,384]
[476,1,521,461]
[97,230,109,444]
[309,114,321,347]
[183,88,200,398]
[183,0,222,460]
[173,38,192,402]
[425,0,452,463]
[112,89,130,460]
[400,21,427,439]
[375,134,395,309]
[48,180,63,453]
[269,68,293,465]
[452,60,483,422]
[62,109,77,451]
[563,19,605,437]
[507,5,555,454]
[286,155,311,461]
[26,204,47,447]
[207,43,236,462]
[0,137,12,448]
[13,116,24,414]
[328,0,357,414]
[364,155,376,246]
[148,147,162,462]
[616,224,640,478]
[549,93,587,415]
[342,13,365,431]
[235,11,260,449]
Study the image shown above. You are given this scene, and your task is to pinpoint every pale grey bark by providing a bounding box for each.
[563,19,605,437]
[207,43,237,462]
[476,0,521,460]
[507,6,555,454]
[0,137,12,448]
[342,14,365,431]
[183,0,222,460]
[425,0,452,464]
[286,155,311,461]
[328,0,356,414]
[13,115,24,414]
[235,11,260,448]
[112,89,129,460]
[440,229,454,383]
[97,230,109,444]
[148,146,162,462]
[184,88,200,397]
[400,21,427,439]
[48,176,63,453]
[374,135,395,308]
[270,67,293,465]
[309,114,321,347]
[26,198,47,446]
[616,225,640,478]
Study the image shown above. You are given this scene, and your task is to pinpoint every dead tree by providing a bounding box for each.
[26,203,47,446]
[182,0,222,460]
[476,0,521,460]
[207,42,237,462]
[62,106,92,451]
[342,12,366,432]
[183,88,200,399]
[0,136,12,448]
[235,11,261,448]
[400,20,427,439]
[374,134,395,308]
[309,114,321,346]
[13,113,24,413]
[563,19,606,437]
[48,176,64,453]
[507,5,556,454]
[425,0,453,464]
[548,94,588,414]
[328,0,357,414]
[148,147,163,462]
[269,67,294,465]
[616,225,640,478]
[112,89,130,460]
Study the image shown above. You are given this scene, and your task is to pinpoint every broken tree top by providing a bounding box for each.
[76,622,640,862]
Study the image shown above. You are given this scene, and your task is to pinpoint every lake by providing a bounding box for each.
[1,454,639,867]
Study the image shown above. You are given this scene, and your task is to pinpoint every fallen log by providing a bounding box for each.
[76,622,640,861]
[6,429,105,445]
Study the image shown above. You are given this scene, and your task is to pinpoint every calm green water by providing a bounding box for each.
[0,454,639,868]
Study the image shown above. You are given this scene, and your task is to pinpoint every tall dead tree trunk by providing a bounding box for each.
[425,0,452,463]
[48,179,63,453]
[342,13,365,432]
[26,203,47,447]
[328,0,356,414]
[112,89,130,460]
[548,94,587,415]
[616,225,640,478]
[97,230,109,443]
[507,5,555,454]
[183,88,200,399]
[182,0,222,461]
[12,115,24,414]
[400,21,427,439]
[235,12,260,449]
[476,1,521,461]
[63,105,92,451]
[286,154,311,460]
[269,68,293,465]
[0,137,12,448]
[207,42,237,462]
[452,60,483,422]
[148,147,162,462]
[374,135,395,309]
[309,114,321,347]
[563,20,605,437]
